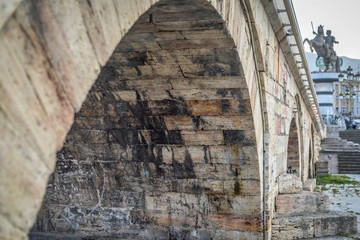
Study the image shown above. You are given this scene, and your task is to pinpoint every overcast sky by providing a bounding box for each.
[292,0,360,59]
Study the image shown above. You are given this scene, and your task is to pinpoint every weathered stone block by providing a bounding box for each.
[278,173,303,194]
[22,1,100,111]
[164,116,197,130]
[208,194,262,215]
[186,99,251,116]
[276,192,330,215]
[181,130,224,145]
[145,192,208,213]
[206,213,263,232]
[272,211,357,239]
[170,76,247,89]
[304,179,317,192]
[79,0,122,65]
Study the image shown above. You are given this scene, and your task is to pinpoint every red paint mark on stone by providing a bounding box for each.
[275,116,281,135]
[283,107,288,119]
[280,64,288,86]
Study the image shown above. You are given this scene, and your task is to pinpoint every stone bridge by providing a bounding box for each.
[0,0,325,239]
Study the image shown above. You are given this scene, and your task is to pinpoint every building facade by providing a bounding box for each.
[312,72,360,124]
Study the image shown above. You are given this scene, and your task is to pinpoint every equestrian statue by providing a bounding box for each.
[303,24,340,72]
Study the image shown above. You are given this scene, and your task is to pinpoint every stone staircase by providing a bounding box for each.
[336,130,360,174]
[338,152,360,174]
[271,174,357,239]
[340,130,360,145]
[317,134,360,176]
[321,137,360,152]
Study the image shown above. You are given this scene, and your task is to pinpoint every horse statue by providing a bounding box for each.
[303,25,340,72]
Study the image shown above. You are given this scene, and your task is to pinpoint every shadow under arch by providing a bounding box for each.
[285,95,304,179]
[294,95,305,181]
[287,116,300,176]
[308,124,315,178]
[31,0,262,238]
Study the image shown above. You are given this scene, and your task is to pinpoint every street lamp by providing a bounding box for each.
[338,66,360,116]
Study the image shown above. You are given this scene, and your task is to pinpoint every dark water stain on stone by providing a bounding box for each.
[234,180,241,195]
[223,130,245,145]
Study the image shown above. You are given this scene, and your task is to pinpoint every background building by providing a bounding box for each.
[310,55,360,124]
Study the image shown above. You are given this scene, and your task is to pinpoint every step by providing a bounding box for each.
[339,139,360,142]
[338,163,360,166]
[340,133,360,135]
[271,211,357,239]
[338,165,360,169]
[339,169,360,172]
[338,156,360,159]
[338,161,360,165]
[306,232,360,239]
[338,155,360,158]
[338,158,360,160]
[305,236,354,239]
[339,135,360,137]
[321,140,346,144]
[339,162,360,165]
[338,170,360,173]
[340,140,360,143]
[338,166,360,170]
[324,142,358,145]
[322,139,350,143]
[322,148,360,151]
[322,144,358,148]
[340,136,360,138]
[338,165,360,168]
[339,139,360,144]
[276,192,329,215]
[339,156,360,158]
[320,149,360,153]
[338,160,360,163]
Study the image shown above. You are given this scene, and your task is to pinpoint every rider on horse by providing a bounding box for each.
[304,25,340,72]
[324,30,338,58]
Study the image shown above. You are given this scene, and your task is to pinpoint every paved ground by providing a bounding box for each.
[319,174,360,239]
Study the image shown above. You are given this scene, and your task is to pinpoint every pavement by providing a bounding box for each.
[319,174,360,239]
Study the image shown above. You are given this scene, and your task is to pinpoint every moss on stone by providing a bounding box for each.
[316,174,358,185]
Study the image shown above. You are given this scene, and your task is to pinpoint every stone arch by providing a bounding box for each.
[31,0,263,238]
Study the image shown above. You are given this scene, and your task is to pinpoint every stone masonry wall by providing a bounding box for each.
[0,0,323,239]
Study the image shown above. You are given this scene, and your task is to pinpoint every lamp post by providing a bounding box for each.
[338,66,360,116]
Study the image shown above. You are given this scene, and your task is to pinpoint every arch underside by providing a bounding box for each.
[308,124,315,178]
[33,0,261,237]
